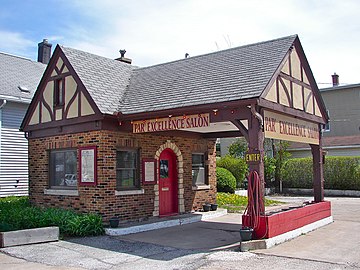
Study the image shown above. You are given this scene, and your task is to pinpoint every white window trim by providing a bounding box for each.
[44,189,79,196]
[115,189,145,196]
[192,185,211,191]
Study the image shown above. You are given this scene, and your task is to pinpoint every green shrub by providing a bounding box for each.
[281,156,360,190]
[217,155,248,188]
[216,167,237,193]
[264,156,276,187]
[0,197,104,236]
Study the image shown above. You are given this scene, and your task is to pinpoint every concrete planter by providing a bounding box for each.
[0,226,59,248]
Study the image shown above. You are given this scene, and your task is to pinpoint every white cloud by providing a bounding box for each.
[0,30,35,58]
[3,0,360,84]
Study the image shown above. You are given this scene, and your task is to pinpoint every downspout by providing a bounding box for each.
[250,103,263,129]
[0,99,6,109]
[0,99,6,179]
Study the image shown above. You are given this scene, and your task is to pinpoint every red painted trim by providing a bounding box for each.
[242,201,331,239]
[142,158,157,185]
[78,146,97,186]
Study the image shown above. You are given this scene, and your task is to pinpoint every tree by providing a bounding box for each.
[271,139,291,192]
[228,138,248,158]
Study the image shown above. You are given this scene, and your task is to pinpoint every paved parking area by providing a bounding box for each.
[254,197,360,267]
[1,196,360,270]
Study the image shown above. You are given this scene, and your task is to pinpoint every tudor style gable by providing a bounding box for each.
[261,39,327,121]
[22,46,101,131]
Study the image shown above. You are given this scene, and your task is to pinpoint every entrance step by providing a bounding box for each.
[105,208,227,236]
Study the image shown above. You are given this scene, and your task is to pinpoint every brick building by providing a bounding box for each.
[21,35,328,222]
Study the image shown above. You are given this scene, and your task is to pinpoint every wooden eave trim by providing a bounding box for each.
[117,98,257,121]
[202,131,243,139]
[59,49,103,116]
[293,37,329,122]
[23,114,104,132]
[230,119,249,141]
[21,45,63,131]
[258,98,326,124]
[261,43,293,99]
[21,45,104,131]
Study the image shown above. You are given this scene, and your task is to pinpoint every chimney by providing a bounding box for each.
[115,49,132,64]
[332,73,339,86]
[38,39,52,64]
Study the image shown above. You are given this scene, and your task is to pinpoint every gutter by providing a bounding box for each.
[0,99,7,109]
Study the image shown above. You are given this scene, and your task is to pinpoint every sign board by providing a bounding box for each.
[132,113,210,133]
[142,158,156,184]
[245,150,261,164]
[79,146,97,186]
[264,110,319,145]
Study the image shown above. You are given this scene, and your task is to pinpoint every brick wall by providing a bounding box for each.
[28,130,216,222]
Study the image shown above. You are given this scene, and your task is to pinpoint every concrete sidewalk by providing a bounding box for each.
[1,197,359,269]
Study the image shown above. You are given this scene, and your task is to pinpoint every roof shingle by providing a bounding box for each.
[60,35,297,115]
[0,52,46,103]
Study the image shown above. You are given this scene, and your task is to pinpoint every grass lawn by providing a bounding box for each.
[217,192,284,213]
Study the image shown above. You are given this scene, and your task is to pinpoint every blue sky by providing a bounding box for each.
[1,0,360,86]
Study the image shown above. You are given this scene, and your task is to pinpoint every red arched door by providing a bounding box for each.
[159,149,178,216]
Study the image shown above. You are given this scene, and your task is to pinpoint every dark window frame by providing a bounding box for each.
[54,77,65,107]
[48,148,78,190]
[192,152,209,186]
[116,148,141,191]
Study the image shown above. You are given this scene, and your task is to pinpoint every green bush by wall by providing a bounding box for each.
[216,167,237,193]
[217,155,248,188]
[0,197,104,235]
[281,156,360,190]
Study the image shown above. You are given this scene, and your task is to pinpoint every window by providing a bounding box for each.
[116,149,140,190]
[54,78,64,106]
[192,153,207,186]
[49,149,77,189]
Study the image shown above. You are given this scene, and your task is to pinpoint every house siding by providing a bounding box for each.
[0,102,29,197]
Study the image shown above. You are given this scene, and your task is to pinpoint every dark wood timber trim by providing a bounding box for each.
[202,131,242,139]
[42,98,54,121]
[293,37,328,122]
[279,72,312,90]
[278,77,291,106]
[258,98,326,124]
[23,114,104,132]
[117,98,257,121]
[230,119,249,141]
[64,85,80,118]
[261,47,292,99]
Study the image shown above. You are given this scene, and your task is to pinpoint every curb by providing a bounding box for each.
[105,208,227,236]
[240,216,333,251]
[0,227,59,248]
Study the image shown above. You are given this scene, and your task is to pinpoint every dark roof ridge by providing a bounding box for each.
[135,34,298,71]
[59,45,140,69]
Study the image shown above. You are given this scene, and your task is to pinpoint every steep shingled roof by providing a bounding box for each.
[60,35,297,115]
[61,46,136,115]
[120,35,297,114]
[0,52,46,103]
